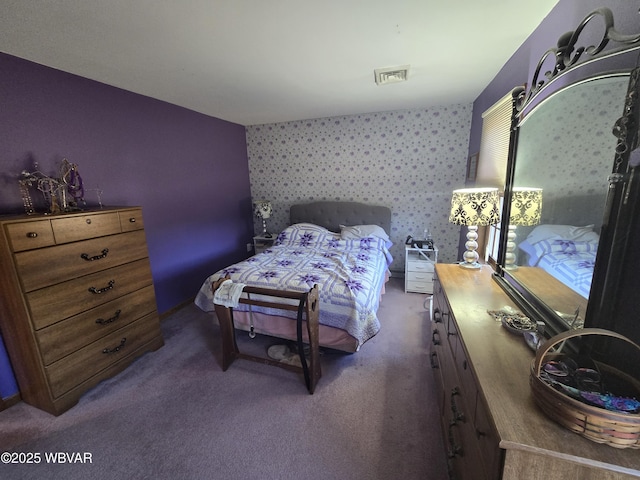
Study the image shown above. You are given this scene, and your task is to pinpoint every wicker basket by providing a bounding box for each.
[530,328,640,449]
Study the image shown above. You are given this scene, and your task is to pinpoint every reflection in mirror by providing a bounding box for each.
[504,75,629,328]
[504,186,543,270]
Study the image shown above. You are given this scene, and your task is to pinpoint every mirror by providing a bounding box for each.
[505,75,628,329]
[494,7,640,336]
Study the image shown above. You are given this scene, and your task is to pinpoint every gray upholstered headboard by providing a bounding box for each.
[540,194,606,230]
[289,201,391,234]
[517,193,606,241]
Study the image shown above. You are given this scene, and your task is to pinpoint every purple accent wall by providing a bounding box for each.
[0,53,252,399]
[0,338,18,398]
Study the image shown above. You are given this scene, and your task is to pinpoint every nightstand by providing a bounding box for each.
[253,234,277,254]
[405,244,438,293]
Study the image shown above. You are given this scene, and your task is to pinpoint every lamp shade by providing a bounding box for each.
[253,200,272,219]
[449,188,500,226]
[509,187,542,226]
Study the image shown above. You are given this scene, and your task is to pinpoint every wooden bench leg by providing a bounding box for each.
[211,278,240,371]
[213,303,240,371]
[304,285,321,394]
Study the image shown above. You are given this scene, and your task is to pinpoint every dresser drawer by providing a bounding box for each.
[432,279,444,313]
[5,219,55,252]
[407,270,433,281]
[27,258,154,330]
[119,209,145,232]
[448,408,489,480]
[36,285,157,365]
[46,313,161,398]
[15,230,150,292]
[474,397,501,479]
[430,320,448,414]
[452,335,479,423]
[406,259,435,273]
[51,212,121,244]
[406,278,434,293]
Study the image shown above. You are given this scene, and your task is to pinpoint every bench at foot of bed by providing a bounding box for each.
[211,277,321,394]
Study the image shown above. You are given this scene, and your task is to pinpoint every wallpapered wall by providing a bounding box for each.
[246,106,473,271]
[516,77,626,200]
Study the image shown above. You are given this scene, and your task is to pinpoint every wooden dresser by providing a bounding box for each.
[0,207,164,415]
[431,264,640,480]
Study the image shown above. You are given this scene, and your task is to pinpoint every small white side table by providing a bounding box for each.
[405,244,438,293]
[253,234,277,254]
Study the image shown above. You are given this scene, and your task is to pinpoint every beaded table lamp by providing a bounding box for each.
[254,200,273,238]
[449,187,501,269]
[505,187,543,270]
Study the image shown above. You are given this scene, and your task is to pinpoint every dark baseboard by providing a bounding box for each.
[0,392,22,412]
[159,296,196,321]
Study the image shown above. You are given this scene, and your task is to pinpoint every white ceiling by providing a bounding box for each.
[0,0,559,126]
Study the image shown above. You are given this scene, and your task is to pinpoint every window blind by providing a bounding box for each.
[477,92,513,189]
[477,91,512,265]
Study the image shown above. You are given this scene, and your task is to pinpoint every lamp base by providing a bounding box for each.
[261,218,271,238]
[458,260,482,269]
[504,224,518,270]
[459,225,481,269]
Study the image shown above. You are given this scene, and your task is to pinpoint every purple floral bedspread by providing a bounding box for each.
[194,223,393,348]
[530,239,597,298]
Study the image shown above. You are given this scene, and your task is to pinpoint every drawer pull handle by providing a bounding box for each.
[433,308,442,323]
[96,309,122,325]
[88,280,115,294]
[447,424,463,458]
[129,217,136,223]
[81,248,109,261]
[430,352,439,369]
[26,232,38,238]
[86,218,92,224]
[447,322,457,337]
[450,387,465,423]
[432,329,441,346]
[102,337,126,354]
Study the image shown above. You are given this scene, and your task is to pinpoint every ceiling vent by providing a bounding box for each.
[374,65,410,85]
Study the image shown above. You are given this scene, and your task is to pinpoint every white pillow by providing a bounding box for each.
[517,240,540,266]
[526,224,599,245]
[340,224,391,245]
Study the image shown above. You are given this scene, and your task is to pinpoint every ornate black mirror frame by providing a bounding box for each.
[494,7,640,337]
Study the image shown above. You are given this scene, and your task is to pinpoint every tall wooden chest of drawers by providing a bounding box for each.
[0,207,164,415]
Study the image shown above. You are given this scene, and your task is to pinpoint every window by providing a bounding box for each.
[477,92,513,264]
[477,92,513,188]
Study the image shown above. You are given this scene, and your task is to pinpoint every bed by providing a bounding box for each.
[517,224,600,298]
[194,201,393,352]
